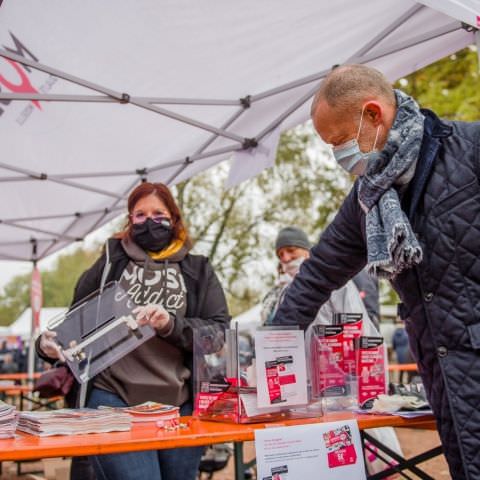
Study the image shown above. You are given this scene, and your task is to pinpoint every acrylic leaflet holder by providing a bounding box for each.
[309,313,387,412]
[47,282,156,384]
[193,325,323,424]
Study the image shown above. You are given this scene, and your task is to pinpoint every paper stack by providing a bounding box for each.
[101,401,180,429]
[17,408,132,436]
[0,400,17,438]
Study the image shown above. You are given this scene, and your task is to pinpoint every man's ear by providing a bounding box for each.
[363,101,383,126]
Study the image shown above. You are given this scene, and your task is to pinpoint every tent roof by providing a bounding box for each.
[0,0,478,262]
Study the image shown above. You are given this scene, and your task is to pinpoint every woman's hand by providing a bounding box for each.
[133,304,172,333]
[39,331,65,362]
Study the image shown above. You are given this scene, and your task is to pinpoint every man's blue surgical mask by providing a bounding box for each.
[332,107,380,176]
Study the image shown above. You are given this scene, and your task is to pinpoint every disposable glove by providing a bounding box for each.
[39,330,66,362]
[133,304,173,334]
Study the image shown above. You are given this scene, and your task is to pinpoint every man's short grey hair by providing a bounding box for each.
[310,64,396,118]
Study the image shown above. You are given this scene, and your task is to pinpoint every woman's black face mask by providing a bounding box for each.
[132,217,174,252]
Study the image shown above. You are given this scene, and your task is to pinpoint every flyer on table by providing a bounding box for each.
[255,329,308,408]
[255,420,366,480]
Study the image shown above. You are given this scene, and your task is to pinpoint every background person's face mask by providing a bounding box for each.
[332,107,380,175]
[281,256,305,278]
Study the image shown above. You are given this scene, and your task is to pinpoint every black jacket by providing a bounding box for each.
[37,238,230,406]
[71,238,230,353]
[274,110,480,480]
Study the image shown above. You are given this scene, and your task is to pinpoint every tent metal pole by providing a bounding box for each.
[0,241,37,246]
[56,175,142,259]
[0,92,240,106]
[351,22,464,64]
[0,50,119,96]
[162,142,239,185]
[0,161,123,199]
[38,215,87,259]
[27,243,39,390]
[0,145,243,183]
[193,106,246,154]
[42,166,152,260]
[161,106,246,185]
[81,186,134,235]
[351,4,424,59]
[4,205,125,223]
[0,220,79,241]
[165,164,189,186]
[140,97,240,106]
[47,177,123,199]
[42,174,142,260]
[0,176,37,182]
[148,143,243,174]
[39,212,115,259]
[129,97,245,143]
[0,49,245,144]
[0,240,55,246]
[51,172,136,180]
[0,252,29,261]
[256,84,320,141]
[251,68,330,102]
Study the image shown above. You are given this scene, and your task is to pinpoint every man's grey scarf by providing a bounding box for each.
[358,90,424,279]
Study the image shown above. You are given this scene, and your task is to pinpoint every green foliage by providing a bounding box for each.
[0,247,100,326]
[0,273,30,326]
[394,46,480,121]
[41,248,100,307]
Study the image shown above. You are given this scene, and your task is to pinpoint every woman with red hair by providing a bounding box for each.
[38,182,230,480]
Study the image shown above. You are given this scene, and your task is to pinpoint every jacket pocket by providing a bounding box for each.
[467,323,480,350]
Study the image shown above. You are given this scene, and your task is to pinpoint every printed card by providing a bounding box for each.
[255,330,308,408]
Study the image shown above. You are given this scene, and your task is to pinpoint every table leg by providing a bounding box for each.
[234,442,244,480]
[362,430,442,480]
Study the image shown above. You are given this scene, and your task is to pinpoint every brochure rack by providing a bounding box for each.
[308,314,387,412]
[193,325,322,424]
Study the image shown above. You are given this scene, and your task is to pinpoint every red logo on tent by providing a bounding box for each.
[0,57,42,110]
[477,16,480,27]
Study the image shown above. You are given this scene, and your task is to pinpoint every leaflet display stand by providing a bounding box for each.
[47,282,155,383]
[193,325,322,424]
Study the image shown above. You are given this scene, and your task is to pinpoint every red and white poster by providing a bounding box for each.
[255,330,308,408]
[255,420,366,479]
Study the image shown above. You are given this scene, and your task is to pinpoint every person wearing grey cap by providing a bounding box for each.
[261,227,311,325]
[262,226,377,327]
[274,226,380,328]
[275,226,311,277]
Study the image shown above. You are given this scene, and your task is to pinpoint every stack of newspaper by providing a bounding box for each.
[0,400,17,438]
[100,401,180,428]
[17,408,132,436]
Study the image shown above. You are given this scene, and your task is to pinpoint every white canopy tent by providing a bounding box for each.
[6,307,67,338]
[0,0,478,263]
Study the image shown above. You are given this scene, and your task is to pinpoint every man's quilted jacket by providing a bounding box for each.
[273,109,480,479]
